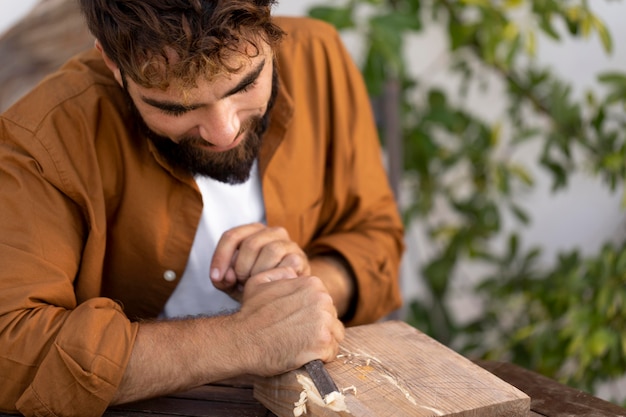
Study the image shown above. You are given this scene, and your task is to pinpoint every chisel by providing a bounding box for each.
[304,359,340,404]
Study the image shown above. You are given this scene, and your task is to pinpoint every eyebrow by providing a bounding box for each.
[222,59,266,98]
[139,59,267,113]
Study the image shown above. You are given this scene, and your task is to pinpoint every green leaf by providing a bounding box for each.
[362,47,388,96]
[509,164,534,186]
[598,72,626,86]
[405,0,422,15]
[509,203,531,225]
[504,0,523,8]
[371,11,422,32]
[423,257,453,298]
[427,89,447,109]
[593,16,613,54]
[366,13,414,78]
[540,157,568,191]
[448,22,475,51]
[308,6,355,30]
[538,15,561,41]
[587,329,616,357]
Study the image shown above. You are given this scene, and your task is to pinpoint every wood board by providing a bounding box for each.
[254,321,530,417]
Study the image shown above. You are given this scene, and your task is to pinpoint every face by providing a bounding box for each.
[101,40,277,184]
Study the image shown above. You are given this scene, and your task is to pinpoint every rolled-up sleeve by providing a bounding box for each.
[14,300,137,417]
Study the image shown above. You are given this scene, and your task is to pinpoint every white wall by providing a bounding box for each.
[0,2,39,35]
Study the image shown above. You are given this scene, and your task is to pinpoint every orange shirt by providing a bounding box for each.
[0,17,404,416]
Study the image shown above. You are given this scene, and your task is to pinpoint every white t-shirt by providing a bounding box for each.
[160,161,265,318]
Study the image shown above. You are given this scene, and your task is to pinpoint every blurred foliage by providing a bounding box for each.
[309,0,626,404]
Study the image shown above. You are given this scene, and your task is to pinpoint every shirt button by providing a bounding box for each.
[163,270,177,282]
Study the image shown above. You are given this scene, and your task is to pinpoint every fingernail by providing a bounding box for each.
[210,268,220,281]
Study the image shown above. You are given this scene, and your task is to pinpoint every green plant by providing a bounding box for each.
[309,0,626,403]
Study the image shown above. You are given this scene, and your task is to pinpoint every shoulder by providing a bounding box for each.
[273,16,338,37]
[1,48,124,134]
[0,49,130,190]
[273,16,343,50]
[271,16,355,79]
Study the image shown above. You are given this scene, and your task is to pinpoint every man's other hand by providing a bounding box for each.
[210,223,311,301]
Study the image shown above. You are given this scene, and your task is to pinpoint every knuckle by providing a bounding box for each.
[268,226,289,238]
[221,228,240,242]
[306,275,328,292]
[263,240,287,258]
[234,265,249,279]
[317,327,333,346]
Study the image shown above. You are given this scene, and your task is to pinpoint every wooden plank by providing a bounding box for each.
[476,361,626,417]
[254,321,530,417]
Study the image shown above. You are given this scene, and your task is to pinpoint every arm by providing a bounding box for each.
[309,255,356,320]
[0,119,138,415]
[112,268,343,405]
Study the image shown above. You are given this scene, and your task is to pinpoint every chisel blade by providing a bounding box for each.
[304,359,339,404]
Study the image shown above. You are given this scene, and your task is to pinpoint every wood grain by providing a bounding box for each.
[254,321,530,417]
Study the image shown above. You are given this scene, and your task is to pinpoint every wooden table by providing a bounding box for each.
[1,361,624,416]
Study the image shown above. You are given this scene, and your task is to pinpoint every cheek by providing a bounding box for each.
[249,86,272,114]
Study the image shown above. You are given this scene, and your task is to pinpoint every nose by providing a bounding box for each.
[197,102,241,149]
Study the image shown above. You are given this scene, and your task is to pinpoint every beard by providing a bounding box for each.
[129,67,278,184]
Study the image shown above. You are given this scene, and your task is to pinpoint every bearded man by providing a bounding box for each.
[0,1,404,416]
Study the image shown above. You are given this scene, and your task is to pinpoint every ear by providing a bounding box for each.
[95,39,125,88]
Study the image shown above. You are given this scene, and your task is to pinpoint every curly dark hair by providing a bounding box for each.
[79,0,285,89]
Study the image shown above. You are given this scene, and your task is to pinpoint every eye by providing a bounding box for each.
[160,106,189,117]
[238,80,258,95]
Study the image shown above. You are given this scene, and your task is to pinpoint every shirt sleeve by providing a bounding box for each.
[0,115,139,417]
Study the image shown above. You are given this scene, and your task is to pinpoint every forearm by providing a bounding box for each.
[112,315,244,405]
[309,255,356,321]
[112,270,345,406]
[307,225,404,325]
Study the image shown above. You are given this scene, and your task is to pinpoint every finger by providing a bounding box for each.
[275,252,310,276]
[331,319,345,345]
[211,267,239,297]
[232,227,292,279]
[246,241,308,277]
[247,267,299,286]
[210,223,265,282]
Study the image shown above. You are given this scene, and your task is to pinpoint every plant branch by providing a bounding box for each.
[437,0,583,145]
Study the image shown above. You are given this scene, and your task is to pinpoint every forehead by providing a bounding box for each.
[151,34,272,85]
[172,40,270,88]
[127,41,272,104]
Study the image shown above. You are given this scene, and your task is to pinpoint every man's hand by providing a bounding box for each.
[231,267,345,376]
[210,223,311,301]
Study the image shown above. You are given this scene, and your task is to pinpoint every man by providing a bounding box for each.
[0,0,404,416]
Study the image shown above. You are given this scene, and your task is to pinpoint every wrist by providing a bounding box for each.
[309,253,357,321]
